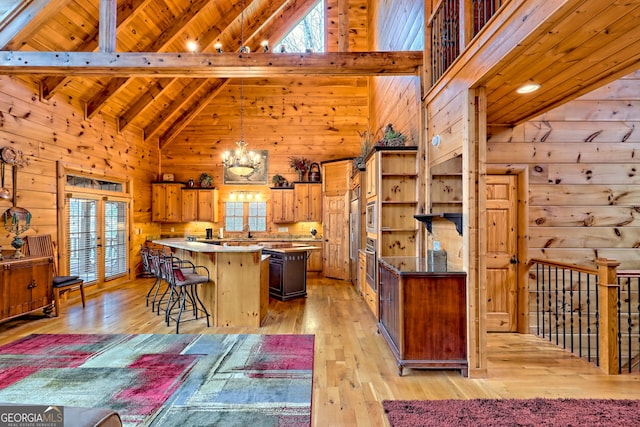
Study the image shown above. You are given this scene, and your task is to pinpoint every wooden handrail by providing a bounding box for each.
[527,258,598,275]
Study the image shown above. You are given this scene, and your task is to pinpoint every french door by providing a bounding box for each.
[66,196,129,284]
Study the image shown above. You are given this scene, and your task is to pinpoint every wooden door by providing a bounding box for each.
[486,175,518,332]
[323,194,349,280]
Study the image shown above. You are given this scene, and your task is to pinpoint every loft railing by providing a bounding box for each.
[617,271,640,373]
[529,258,640,374]
[429,0,504,85]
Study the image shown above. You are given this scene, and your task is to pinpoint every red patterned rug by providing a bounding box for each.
[0,333,314,426]
[383,398,640,426]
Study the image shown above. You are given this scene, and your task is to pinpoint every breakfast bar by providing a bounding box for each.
[152,238,269,327]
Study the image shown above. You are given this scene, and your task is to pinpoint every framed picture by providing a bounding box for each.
[223,150,269,185]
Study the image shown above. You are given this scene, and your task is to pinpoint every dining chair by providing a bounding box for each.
[25,234,85,317]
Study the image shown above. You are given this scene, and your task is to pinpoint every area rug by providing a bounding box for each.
[383,398,640,426]
[0,333,314,426]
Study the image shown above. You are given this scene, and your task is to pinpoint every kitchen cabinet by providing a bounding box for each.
[271,188,296,223]
[378,257,467,376]
[306,242,323,272]
[181,188,219,222]
[1,256,54,322]
[152,182,183,222]
[294,183,322,222]
[365,154,377,199]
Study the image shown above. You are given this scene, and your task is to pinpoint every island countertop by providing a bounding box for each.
[152,238,262,253]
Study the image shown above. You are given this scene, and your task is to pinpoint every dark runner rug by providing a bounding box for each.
[383,398,640,426]
[0,333,314,426]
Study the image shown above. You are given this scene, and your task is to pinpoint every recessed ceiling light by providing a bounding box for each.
[186,40,198,52]
[516,83,541,94]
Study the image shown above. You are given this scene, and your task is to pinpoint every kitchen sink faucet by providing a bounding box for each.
[243,223,253,239]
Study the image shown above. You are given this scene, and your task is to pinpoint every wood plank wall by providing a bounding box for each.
[0,75,158,282]
[488,70,640,270]
[368,0,424,253]
[326,0,369,52]
[159,76,368,238]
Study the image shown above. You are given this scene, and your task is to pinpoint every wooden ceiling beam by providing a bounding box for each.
[85,0,213,119]
[0,51,423,77]
[0,0,66,50]
[116,0,262,133]
[40,0,151,100]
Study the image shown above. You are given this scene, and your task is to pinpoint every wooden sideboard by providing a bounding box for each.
[378,257,468,376]
[0,256,54,322]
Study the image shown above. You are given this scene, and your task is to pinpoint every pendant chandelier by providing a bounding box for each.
[222,0,260,177]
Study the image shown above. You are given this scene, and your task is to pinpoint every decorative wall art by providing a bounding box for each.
[223,150,269,185]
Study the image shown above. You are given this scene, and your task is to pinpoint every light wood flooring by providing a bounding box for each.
[1,275,640,426]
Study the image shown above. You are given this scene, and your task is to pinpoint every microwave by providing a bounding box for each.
[365,201,376,234]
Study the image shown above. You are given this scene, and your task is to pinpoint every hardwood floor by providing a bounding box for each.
[1,275,640,426]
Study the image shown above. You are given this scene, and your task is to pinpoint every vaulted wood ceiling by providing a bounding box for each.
[2,0,640,146]
[0,0,422,148]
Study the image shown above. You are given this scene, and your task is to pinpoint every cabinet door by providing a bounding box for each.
[294,185,310,222]
[379,265,400,350]
[30,258,53,311]
[272,189,295,223]
[306,244,323,272]
[152,183,182,222]
[5,261,36,318]
[181,189,198,221]
[197,189,219,222]
[268,260,283,295]
[365,155,377,198]
[308,183,322,221]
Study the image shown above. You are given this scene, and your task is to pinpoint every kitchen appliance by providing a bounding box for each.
[365,201,376,234]
[365,237,376,292]
[206,228,213,239]
[350,187,360,289]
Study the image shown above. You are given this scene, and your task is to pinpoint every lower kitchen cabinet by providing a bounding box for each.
[263,250,307,301]
[377,256,468,376]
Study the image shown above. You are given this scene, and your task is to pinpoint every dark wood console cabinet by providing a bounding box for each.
[0,256,54,322]
[378,257,468,376]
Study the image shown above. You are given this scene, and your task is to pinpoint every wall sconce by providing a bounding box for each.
[214,42,223,53]
[229,191,262,201]
[240,46,250,53]
[261,40,269,52]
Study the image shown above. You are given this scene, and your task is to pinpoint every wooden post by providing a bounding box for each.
[596,258,620,375]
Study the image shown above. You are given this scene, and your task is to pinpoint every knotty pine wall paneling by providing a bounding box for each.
[159,76,368,238]
[0,75,159,287]
[487,71,640,270]
[325,0,369,52]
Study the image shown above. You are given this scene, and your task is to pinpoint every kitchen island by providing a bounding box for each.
[260,243,320,301]
[152,238,269,327]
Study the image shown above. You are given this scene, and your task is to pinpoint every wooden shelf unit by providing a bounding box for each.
[367,147,419,258]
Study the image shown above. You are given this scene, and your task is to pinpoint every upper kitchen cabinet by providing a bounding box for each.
[152,183,183,223]
[294,183,322,222]
[271,188,296,224]
[182,188,219,222]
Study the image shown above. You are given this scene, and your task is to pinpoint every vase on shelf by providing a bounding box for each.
[297,170,306,182]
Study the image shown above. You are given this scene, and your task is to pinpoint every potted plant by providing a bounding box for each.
[377,123,407,147]
[199,173,213,188]
[272,174,287,187]
[354,129,374,170]
[289,156,311,181]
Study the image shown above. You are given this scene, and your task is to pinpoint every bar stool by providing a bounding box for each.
[159,253,211,333]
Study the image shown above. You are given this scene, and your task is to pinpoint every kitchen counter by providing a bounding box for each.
[153,238,268,327]
[378,256,466,275]
[153,238,262,252]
